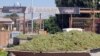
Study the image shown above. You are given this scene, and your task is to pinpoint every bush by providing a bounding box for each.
[10,31,100,52]
[17,34,34,40]
[0,50,7,56]
[17,34,28,40]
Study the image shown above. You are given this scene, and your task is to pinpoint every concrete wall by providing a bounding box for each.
[8,51,90,56]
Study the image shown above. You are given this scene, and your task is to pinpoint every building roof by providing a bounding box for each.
[0,18,12,22]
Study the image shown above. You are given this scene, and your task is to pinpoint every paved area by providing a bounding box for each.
[90,52,100,56]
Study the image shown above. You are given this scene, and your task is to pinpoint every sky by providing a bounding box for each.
[0,0,56,19]
[0,0,56,7]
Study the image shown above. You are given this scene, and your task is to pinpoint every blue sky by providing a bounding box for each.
[0,0,56,7]
[0,0,56,19]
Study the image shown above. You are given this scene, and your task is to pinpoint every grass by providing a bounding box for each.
[0,51,7,56]
[10,31,100,52]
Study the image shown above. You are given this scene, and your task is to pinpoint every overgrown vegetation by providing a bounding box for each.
[0,49,7,56]
[17,34,28,40]
[10,31,100,52]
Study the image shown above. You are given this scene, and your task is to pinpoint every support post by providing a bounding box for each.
[92,0,96,32]
[31,11,34,32]
[92,10,95,32]
[11,24,12,31]
[69,14,73,28]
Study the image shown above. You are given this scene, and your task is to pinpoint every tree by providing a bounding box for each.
[44,16,61,34]
[55,0,100,30]
[4,13,19,27]
[55,0,100,8]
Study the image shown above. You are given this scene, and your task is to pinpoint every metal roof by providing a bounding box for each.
[0,18,12,22]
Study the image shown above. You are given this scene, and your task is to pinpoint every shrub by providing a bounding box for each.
[0,49,7,56]
[10,31,100,52]
[17,34,28,40]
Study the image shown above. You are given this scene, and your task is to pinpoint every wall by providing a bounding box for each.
[0,31,10,47]
[8,51,90,56]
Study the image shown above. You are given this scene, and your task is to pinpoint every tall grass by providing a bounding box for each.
[11,31,100,52]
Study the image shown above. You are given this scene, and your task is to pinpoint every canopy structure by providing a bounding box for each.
[0,18,13,31]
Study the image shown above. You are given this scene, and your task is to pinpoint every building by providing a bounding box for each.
[0,17,13,31]
[68,8,100,33]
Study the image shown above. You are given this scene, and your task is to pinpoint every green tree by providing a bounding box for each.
[55,0,100,8]
[4,13,19,27]
[44,16,61,34]
[55,0,100,29]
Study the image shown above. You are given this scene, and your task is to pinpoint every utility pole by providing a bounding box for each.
[39,13,42,30]
[23,13,26,34]
[31,0,34,33]
[31,9,34,32]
